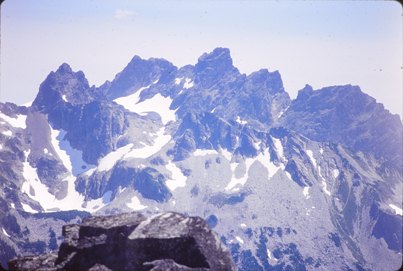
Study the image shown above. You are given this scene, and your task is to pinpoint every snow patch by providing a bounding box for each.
[321,181,331,196]
[43,126,99,211]
[285,171,296,183]
[194,149,218,156]
[252,140,261,151]
[389,204,403,216]
[114,85,149,110]
[21,149,86,211]
[318,166,331,196]
[319,148,324,155]
[272,136,284,161]
[114,82,175,125]
[220,148,232,162]
[98,144,133,172]
[267,248,272,260]
[235,236,244,244]
[2,228,10,238]
[136,94,175,124]
[124,128,171,160]
[174,77,183,85]
[0,112,27,129]
[0,145,2,150]
[83,168,96,177]
[256,148,281,179]
[49,127,72,172]
[2,130,12,136]
[236,116,248,125]
[183,78,194,89]
[21,203,37,213]
[61,95,68,102]
[165,162,187,191]
[303,186,310,199]
[51,129,94,176]
[127,195,147,211]
[21,150,57,210]
[225,158,254,191]
[306,149,317,168]
[240,223,247,228]
[10,203,15,209]
[333,169,340,178]
[277,105,289,119]
[18,131,126,213]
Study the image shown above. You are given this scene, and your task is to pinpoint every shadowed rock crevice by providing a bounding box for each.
[62,237,209,271]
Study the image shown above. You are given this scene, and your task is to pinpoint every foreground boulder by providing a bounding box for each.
[8,212,235,271]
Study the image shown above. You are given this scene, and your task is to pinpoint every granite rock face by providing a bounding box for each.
[8,212,235,271]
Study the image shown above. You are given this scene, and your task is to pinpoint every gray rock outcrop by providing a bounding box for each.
[8,212,235,271]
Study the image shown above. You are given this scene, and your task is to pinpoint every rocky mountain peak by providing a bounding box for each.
[196,47,232,65]
[32,63,91,111]
[293,84,381,115]
[246,69,285,94]
[55,63,73,74]
[295,84,314,100]
[104,56,177,100]
[194,48,239,88]
[52,63,87,85]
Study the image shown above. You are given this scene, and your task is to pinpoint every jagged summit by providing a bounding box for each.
[52,63,87,83]
[246,69,285,94]
[295,84,314,99]
[103,55,177,100]
[194,47,239,88]
[55,62,73,74]
[32,63,91,111]
[196,47,233,66]
[1,47,402,271]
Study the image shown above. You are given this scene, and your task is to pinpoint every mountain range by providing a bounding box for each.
[0,47,402,270]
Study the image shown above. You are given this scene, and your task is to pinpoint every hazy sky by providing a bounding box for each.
[1,0,402,116]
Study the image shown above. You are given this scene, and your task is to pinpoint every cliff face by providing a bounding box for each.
[8,212,235,271]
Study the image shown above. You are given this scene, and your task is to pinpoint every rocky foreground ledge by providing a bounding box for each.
[8,212,235,271]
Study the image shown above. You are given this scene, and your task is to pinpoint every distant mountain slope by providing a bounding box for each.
[0,48,401,270]
[281,84,402,169]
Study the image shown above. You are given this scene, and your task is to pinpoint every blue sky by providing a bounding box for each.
[1,0,402,116]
